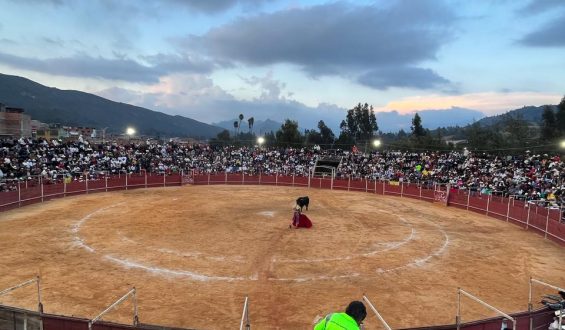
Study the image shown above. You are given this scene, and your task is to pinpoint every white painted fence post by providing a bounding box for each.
[506,197,511,222]
[486,195,490,215]
[18,181,21,207]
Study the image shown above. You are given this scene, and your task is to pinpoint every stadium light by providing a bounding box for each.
[560,140,565,149]
[257,136,265,146]
[126,127,136,136]
[372,139,382,148]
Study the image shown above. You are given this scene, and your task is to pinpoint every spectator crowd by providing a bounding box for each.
[1,137,564,208]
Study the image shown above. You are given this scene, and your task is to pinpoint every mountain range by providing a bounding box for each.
[0,73,223,138]
[0,73,557,138]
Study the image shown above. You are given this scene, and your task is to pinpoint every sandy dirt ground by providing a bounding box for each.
[0,185,564,330]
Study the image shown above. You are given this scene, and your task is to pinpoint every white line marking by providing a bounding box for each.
[104,255,257,282]
[274,215,415,263]
[71,203,125,252]
[270,273,360,282]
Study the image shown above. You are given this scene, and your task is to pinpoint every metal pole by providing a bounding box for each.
[419,184,422,199]
[86,173,89,193]
[163,172,166,187]
[292,174,295,187]
[528,277,533,330]
[459,289,516,330]
[133,288,139,326]
[0,278,38,296]
[240,296,249,330]
[457,288,461,330]
[36,276,43,313]
[225,172,228,184]
[105,176,108,192]
[400,182,404,197]
[365,178,368,192]
[89,288,136,330]
[125,173,128,190]
[348,177,351,191]
[40,177,44,203]
[145,171,148,188]
[362,295,392,330]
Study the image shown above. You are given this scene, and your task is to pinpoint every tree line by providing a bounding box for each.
[211,96,565,153]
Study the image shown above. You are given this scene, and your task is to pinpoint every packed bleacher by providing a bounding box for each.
[0,138,564,208]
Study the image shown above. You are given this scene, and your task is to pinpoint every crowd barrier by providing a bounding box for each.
[0,173,183,212]
[192,172,565,246]
[0,303,556,330]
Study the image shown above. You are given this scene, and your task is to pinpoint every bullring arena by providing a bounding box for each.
[1,173,564,329]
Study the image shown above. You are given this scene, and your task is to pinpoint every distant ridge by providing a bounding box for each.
[476,105,557,126]
[0,73,224,138]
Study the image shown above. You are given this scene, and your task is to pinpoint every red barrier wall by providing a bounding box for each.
[0,174,182,212]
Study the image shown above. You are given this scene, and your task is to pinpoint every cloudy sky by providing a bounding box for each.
[0,0,564,130]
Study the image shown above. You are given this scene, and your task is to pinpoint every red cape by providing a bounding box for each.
[292,213,312,228]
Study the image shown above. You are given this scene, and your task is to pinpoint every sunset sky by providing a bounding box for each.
[0,0,563,130]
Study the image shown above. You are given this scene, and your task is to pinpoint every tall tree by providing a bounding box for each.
[541,105,557,141]
[411,113,425,137]
[318,120,335,145]
[247,117,254,133]
[556,96,565,135]
[275,119,303,147]
[503,113,530,147]
[340,103,379,144]
[238,113,244,135]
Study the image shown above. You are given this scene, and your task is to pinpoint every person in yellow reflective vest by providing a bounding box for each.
[314,301,367,330]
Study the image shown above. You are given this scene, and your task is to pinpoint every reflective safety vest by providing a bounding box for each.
[314,312,360,330]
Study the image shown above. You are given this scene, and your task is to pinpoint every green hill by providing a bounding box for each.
[0,73,223,138]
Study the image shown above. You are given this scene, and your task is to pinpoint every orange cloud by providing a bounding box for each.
[381,92,562,115]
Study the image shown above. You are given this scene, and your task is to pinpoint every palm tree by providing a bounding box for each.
[238,114,244,135]
[248,117,254,133]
